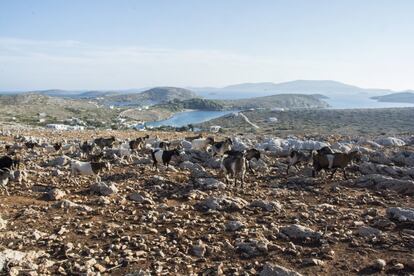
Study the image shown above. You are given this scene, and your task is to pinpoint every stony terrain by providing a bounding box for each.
[0,127,413,275]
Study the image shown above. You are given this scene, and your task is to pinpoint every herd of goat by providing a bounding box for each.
[0,133,363,195]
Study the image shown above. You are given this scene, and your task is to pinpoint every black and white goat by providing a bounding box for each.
[0,168,11,195]
[210,138,233,157]
[221,150,246,187]
[80,141,94,158]
[317,146,335,155]
[129,135,149,150]
[151,148,181,170]
[71,160,111,182]
[94,136,116,149]
[286,149,313,175]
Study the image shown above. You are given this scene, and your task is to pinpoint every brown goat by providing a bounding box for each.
[312,150,362,179]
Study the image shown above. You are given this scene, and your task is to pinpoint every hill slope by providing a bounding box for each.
[0,93,119,127]
[371,91,414,104]
[221,94,329,109]
[101,87,198,106]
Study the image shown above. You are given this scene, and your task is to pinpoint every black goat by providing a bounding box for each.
[80,141,94,157]
[224,149,261,174]
[53,142,62,151]
[25,141,38,149]
[0,155,20,170]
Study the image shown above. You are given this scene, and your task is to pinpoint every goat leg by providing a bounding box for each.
[330,169,337,179]
[343,169,348,180]
[249,165,255,175]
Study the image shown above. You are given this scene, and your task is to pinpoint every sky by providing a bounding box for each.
[1,0,414,91]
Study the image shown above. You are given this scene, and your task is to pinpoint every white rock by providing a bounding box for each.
[195,178,226,190]
[90,182,118,196]
[280,224,321,240]
[180,140,192,150]
[231,136,249,151]
[197,196,247,212]
[331,142,353,153]
[49,155,72,166]
[372,259,386,270]
[0,249,45,272]
[375,137,405,147]
[52,200,92,212]
[260,263,303,276]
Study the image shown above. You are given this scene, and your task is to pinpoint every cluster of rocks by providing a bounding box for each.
[0,130,413,274]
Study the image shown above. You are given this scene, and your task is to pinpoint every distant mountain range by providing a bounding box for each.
[371,91,414,104]
[2,80,411,105]
[191,80,394,99]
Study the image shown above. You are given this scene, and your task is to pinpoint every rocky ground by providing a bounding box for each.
[0,127,413,275]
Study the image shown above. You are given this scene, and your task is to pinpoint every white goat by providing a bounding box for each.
[191,137,215,151]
